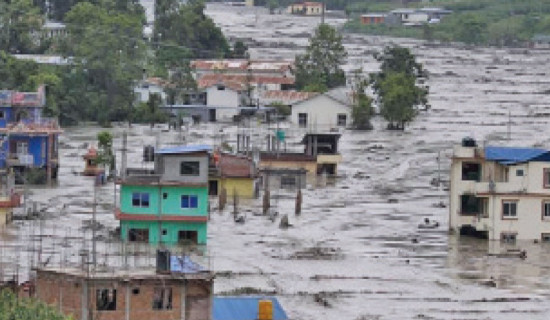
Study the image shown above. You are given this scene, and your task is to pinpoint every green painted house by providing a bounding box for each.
[115,145,211,245]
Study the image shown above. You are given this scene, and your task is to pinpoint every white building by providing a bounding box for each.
[133,77,167,104]
[449,139,550,242]
[290,87,351,130]
[203,83,246,121]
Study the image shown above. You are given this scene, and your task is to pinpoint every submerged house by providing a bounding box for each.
[116,145,211,245]
[449,139,550,241]
[0,86,62,184]
[259,133,342,176]
[0,172,20,227]
[208,152,257,199]
[290,87,351,130]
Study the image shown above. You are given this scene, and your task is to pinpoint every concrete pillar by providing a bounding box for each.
[180,280,187,320]
[125,284,130,320]
[81,280,88,320]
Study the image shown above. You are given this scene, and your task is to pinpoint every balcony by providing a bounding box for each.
[7,154,34,167]
[459,180,529,195]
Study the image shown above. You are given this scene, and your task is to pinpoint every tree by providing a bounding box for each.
[63,1,146,126]
[349,69,373,130]
[267,0,278,14]
[97,130,115,176]
[132,93,168,127]
[0,290,69,320]
[371,46,428,130]
[232,41,249,59]
[0,0,43,54]
[165,62,197,104]
[294,24,347,92]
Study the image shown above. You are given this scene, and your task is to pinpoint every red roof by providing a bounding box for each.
[218,153,255,178]
[191,59,293,73]
[198,74,295,90]
[262,90,318,103]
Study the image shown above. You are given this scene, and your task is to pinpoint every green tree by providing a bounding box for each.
[0,290,69,320]
[451,13,488,45]
[371,46,428,130]
[232,41,249,59]
[165,62,197,104]
[0,0,43,53]
[63,1,146,126]
[267,0,278,14]
[132,93,168,126]
[349,69,373,130]
[97,130,115,175]
[294,24,347,91]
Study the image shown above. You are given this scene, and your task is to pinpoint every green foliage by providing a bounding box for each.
[154,0,230,67]
[295,24,347,91]
[371,46,428,130]
[165,63,197,104]
[62,1,146,126]
[0,0,43,54]
[96,131,115,172]
[267,0,278,14]
[0,289,70,320]
[349,69,373,130]
[131,93,168,126]
[268,102,291,117]
[231,41,249,59]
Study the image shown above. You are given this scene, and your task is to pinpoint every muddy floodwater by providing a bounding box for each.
[2,3,550,320]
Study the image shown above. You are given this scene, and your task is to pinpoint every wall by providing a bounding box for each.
[35,271,213,320]
[449,149,550,240]
[0,107,12,127]
[121,220,208,244]
[205,86,240,121]
[291,95,350,129]
[120,185,208,217]
[259,160,317,175]
[158,154,209,184]
[218,177,256,199]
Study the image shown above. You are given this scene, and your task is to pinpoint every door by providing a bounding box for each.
[178,230,198,245]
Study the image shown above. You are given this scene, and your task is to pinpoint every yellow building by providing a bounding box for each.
[0,194,20,227]
[259,153,318,175]
[287,2,324,16]
[209,153,257,199]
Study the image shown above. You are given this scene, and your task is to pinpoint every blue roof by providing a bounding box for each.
[213,297,288,320]
[156,144,212,154]
[485,146,550,165]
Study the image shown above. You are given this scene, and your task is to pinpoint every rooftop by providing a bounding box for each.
[217,153,255,178]
[198,74,295,91]
[484,146,550,165]
[191,59,293,72]
[213,297,288,320]
[261,90,318,104]
[156,144,212,155]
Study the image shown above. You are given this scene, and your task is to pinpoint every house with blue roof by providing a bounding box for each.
[213,296,288,320]
[115,144,211,244]
[0,86,62,184]
[450,138,550,241]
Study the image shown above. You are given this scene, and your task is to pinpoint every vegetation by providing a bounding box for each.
[132,93,169,126]
[294,24,347,93]
[370,46,428,130]
[343,0,550,47]
[96,131,115,176]
[268,101,291,117]
[349,69,373,130]
[0,290,69,320]
[0,0,44,54]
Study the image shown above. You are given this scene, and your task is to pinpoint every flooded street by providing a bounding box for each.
[2,3,550,320]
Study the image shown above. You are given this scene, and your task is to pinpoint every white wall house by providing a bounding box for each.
[449,140,550,242]
[133,78,166,104]
[290,87,351,130]
[204,84,245,121]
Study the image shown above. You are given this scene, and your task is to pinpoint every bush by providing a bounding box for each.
[0,289,70,320]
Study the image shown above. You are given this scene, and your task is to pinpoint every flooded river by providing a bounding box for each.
[2,3,550,320]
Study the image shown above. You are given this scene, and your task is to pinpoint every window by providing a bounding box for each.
[132,192,150,207]
[96,289,116,311]
[162,229,167,236]
[163,192,168,199]
[462,162,481,181]
[337,114,347,126]
[501,233,517,243]
[542,233,550,243]
[0,110,4,119]
[180,161,200,175]
[280,176,296,189]
[181,195,198,209]
[16,141,28,155]
[502,200,518,219]
[544,168,550,188]
[128,228,149,242]
[516,169,524,176]
[152,288,172,310]
[298,113,307,128]
[460,195,487,216]
[217,85,225,91]
[543,201,550,220]
[132,288,140,295]
[178,230,198,244]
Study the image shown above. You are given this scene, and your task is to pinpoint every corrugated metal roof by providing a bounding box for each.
[484,146,550,164]
[213,297,288,320]
[156,144,212,154]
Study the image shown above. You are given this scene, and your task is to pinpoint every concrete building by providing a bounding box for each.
[208,152,257,199]
[133,77,168,104]
[290,87,351,130]
[287,2,324,16]
[116,145,211,245]
[0,86,62,183]
[191,60,293,79]
[34,259,214,320]
[360,13,387,25]
[449,139,550,241]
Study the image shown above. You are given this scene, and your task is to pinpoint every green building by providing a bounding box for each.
[115,145,211,245]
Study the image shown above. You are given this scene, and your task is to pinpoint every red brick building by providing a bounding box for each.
[360,13,387,25]
[35,267,214,320]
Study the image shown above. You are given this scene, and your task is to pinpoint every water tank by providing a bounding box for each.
[143,145,155,162]
[461,137,477,147]
[156,249,171,274]
[258,300,273,320]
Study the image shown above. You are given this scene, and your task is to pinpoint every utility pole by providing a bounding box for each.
[92,177,97,269]
[321,0,325,24]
